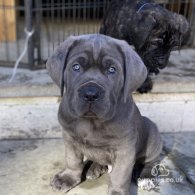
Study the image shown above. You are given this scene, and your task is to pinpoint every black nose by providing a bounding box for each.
[79,85,102,102]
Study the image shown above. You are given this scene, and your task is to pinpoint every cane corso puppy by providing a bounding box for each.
[100,0,190,93]
[46,34,163,195]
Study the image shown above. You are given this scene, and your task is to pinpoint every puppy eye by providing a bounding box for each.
[72,63,81,72]
[107,67,116,74]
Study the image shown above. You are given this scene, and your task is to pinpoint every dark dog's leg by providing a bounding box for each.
[108,150,135,195]
[50,141,83,192]
[137,75,153,93]
[86,162,108,180]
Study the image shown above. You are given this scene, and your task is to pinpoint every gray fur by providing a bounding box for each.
[47,34,163,195]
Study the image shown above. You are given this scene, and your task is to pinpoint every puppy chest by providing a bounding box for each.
[73,120,116,165]
[74,119,114,141]
[79,142,114,165]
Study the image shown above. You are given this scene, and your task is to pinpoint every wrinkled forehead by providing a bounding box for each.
[68,36,124,62]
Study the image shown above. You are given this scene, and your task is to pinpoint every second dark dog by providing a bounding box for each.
[100,0,190,93]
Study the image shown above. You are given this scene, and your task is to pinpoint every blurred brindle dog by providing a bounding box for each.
[100,0,190,93]
[46,34,162,195]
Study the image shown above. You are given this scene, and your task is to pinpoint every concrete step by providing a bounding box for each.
[0,94,195,139]
[0,133,194,195]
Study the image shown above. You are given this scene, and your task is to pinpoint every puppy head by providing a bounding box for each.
[132,5,190,73]
[46,34,147,119]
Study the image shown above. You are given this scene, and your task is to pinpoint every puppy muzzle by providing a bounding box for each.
[78,82,105,103]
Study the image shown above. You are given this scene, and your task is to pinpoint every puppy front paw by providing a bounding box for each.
[86,162,107,180]
[50,172,81,192]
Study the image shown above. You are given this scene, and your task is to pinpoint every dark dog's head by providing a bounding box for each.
[131,4,190,73]
[46,34,147,120]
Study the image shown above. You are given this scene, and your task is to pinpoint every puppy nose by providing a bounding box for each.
[79,85,102,102]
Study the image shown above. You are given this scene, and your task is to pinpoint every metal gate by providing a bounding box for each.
[0,0,195,69]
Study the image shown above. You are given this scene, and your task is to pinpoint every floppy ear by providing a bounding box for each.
[132,13,157,49]
[46,36,76,96]
[172,13,190,46]
[121,41,148,102]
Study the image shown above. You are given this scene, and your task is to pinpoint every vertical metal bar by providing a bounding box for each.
[25,0,34,69]
[103,0,106,15]
[189,0,195,46]
[68,0,71,36]
[57,0,60,44]
[93,0,96,32]
[15,3,20,58]
[35,0,42,65]
[2,0,9,61]
[73,0,76,35]
[83,0,86,33]
[183,0,189,18]
[62,0,66,40]
[87,0,90,33]
[46,0,50,57]
[77,0,81,35]
[171,0,175,12]
[101,0,107,34]
[96,1,99,32]
[51,0,55,50]
[177,0,182,14]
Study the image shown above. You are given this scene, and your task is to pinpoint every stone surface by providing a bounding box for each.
[0,99,61,139]
[0,96,195,139]
[137,100,195,133]
[162,132,195,186]
[0,134,195,195]
[0,68,59,98]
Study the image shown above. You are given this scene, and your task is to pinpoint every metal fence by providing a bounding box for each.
[0,0,195,69]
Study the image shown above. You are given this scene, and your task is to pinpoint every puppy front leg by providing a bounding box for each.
[51,141,83,192]
[108,150,135,195]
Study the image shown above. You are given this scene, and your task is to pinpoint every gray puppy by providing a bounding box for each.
[46,34,162,195]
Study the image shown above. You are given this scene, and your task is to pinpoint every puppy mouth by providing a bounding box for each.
[83,110,97,118]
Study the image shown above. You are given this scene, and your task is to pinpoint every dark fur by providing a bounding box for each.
[46,34,162,195]
[100,0,190,93]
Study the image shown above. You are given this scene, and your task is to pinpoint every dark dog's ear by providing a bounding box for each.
[132,13,157,49]
[172,13,190,46]
[120,41,147,102]
[46,36,77,96]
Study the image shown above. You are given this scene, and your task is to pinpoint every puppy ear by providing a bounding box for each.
[121,41,148,102]
[172,13,190,46]
[46,36,76,96]
[132,13,157,49]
